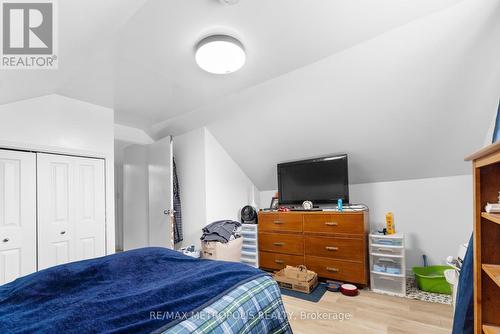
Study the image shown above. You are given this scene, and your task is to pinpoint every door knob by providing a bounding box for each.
[2,238,9,243]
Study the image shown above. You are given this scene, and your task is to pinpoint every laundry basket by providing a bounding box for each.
[412,266,453,295]
[444,269,459,309]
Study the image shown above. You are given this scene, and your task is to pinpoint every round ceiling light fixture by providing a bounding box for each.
[195,35,246,74]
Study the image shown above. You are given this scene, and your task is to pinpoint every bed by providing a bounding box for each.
[0,247,292,334]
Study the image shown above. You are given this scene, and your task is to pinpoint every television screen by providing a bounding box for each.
[278,154,349,205]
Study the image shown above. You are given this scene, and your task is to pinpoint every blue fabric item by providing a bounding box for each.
[492,99,500,143]
[166,276,291,334]
[452,235,474,334]
[0,247,266,334]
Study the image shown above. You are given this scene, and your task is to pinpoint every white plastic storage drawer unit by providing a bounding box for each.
[369,233,406,297]
[240,224,259,267]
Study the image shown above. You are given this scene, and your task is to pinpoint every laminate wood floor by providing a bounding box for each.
[282,290,453,334]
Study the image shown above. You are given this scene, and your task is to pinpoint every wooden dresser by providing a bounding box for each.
[258,210,369,286]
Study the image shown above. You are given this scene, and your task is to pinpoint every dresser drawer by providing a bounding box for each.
[305,256,366,284]
[259,233,303,255]
[259,252,304,270]
[305,236,364,261]
[303,214,364,234]
[259,213,302,233]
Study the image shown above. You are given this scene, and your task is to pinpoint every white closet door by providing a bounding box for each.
[74,158,105,261]
[37,154,105,270]
[37,154,76,270]
[0,149,36,285]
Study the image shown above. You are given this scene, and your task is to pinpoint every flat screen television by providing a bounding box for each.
[277,154,349,205]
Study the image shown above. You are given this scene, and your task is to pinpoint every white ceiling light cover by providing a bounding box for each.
[195,35,246,74]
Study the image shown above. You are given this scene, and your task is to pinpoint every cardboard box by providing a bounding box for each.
[201,237,242,262]
[273,265,318,294]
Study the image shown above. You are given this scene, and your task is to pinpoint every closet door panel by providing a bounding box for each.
[37,154,76,270]
[0,149,36,285]
[74,159,105,260]
[38,153,106,269]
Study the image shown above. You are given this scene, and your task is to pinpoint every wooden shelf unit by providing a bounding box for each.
[481,212,500,226]
[465,141,500,334]
[482,324,500,334]
[482,264,500,288]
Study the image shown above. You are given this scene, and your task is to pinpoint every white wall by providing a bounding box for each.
[260,174,472,270]
[205,130,259,222]
[122,144,150,250]
[0,94,116,254]
[350,175,472,270]
[173,127,259,248]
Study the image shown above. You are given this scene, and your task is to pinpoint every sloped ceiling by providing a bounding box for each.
[1,0,463,120]
[2,0,499,190]
[112,0,463,128]
[0,0,148,106]
[161,0,500,189]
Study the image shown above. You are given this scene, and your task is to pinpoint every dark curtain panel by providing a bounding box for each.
[452,234,473,334]
[173,157,183,244]
[492,99,500,143]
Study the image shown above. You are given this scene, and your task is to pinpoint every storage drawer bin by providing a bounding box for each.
[370,245,404,257]
[372,254,403,275]
[371,272,405,296]
[370,236,403,247]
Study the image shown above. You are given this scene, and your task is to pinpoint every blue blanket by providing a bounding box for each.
[0,247,266,334]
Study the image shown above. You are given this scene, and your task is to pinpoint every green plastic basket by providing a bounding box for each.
[412,265,453,295]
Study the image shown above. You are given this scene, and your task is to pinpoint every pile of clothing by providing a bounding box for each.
[201,220,241,243]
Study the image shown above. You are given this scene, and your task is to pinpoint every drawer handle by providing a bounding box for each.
[325,222,338,226]
[326,267,339,273]
[275,260,285,264]
[379,258,396,263]
[273,242,285,246]
[325,246,339,251]
[377,248,394,253]
[379,276,396,281]
[273,221,283,224]
[60,231,66,235]
[2,238,9,243]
